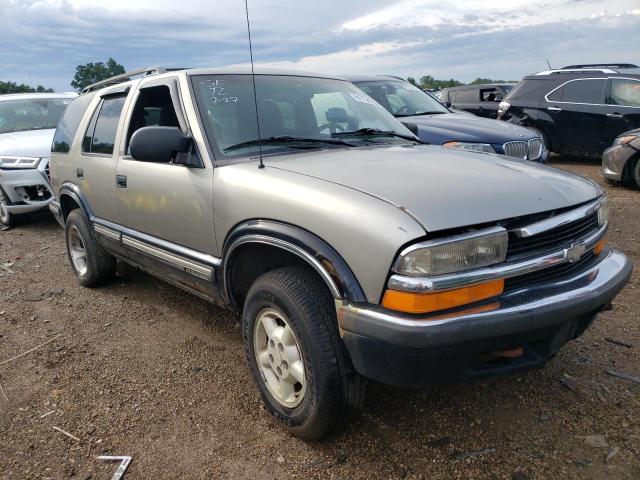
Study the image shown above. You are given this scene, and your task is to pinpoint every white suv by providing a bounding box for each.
[0,92,77,227]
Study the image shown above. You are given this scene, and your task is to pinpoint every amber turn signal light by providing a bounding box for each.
[594,237,607,256]
[382,279,505,315]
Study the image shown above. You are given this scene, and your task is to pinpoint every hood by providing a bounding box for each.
[400,112,537,145]
[0,129,55,158]
[266,144,601,232]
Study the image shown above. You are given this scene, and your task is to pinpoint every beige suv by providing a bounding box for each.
[49,67,631,438]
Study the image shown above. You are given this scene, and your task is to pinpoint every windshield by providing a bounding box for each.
[0,98,73,134]
[355,80,449,117]
[192,74,416,159]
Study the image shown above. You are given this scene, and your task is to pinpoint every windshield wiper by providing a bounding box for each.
[223,136,356,152]
[395,111,446,117]
[332,128,420,143]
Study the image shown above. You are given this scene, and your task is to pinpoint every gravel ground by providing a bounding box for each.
[0,160,638,480]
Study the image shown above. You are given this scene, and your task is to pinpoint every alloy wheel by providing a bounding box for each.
[253,308,306,408]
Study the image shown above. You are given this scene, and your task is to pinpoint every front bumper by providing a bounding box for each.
[602,144,636,182]
[337,248,632,387]
[0,161,53,215]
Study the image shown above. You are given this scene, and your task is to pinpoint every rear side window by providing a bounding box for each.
[560,79,605,104]
[82,95,126,155]
[52,94,95,153]
[607,79,640,107]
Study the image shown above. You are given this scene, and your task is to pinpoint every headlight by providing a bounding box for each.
[613,134,637,146]
[597,197,609,226]
[442,142,496,154]
[497,101,510,117]
[0,156,41,169]
[393,227,508,277]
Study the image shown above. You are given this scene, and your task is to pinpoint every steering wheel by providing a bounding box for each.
[318,122,346,134]
[395,106,411,116]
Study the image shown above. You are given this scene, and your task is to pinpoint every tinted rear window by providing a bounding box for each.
[52,94,95,153]
[561,79,605,103]
[505,79,554,100]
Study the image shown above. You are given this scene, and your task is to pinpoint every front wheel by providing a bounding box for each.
[632,158,640,190]
[65,209,116,287]
[242,266,365,439]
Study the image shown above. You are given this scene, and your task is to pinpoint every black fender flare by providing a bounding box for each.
[220,220,366,306]
[58,182,93,221]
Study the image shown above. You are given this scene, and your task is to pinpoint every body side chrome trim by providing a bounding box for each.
[512,197,602,238]
[94,224,120,241]
[388,222,607,293]
[223,234,342,300]
[543,77,640,108]
[122,235,213,281]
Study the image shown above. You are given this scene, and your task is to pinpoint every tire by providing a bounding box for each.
[65,209,116,287]
[242,266,365,439]
[632,158,640,190]
[0,188,15,228]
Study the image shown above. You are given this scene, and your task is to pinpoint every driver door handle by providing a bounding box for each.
[606,113,623,118]
[547,106,562,112]
[116,175,127,188]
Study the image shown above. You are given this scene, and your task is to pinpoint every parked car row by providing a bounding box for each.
[0,65,635,440]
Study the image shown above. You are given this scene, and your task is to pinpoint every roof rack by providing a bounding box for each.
[81,66,186,94]
[562,63,638,70]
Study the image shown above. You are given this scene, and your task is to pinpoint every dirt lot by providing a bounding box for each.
[0,160,638,479]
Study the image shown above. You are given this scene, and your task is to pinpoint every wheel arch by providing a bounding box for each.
[220,220,366,310]
[58,183,92,223]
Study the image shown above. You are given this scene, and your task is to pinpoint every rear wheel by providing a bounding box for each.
[65,209,116,287]
[0,189,14,228]
[243,266,365,439]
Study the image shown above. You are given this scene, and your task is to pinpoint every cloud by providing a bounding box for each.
[2,0,639,91]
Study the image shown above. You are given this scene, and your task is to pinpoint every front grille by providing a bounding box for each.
[505,250,596,292]
[507,212,599,259]
[503,141,527,159]
[528,138,542,160]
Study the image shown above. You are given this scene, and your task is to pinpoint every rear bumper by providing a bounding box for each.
[602,144,635,181]
[337,249,632,386]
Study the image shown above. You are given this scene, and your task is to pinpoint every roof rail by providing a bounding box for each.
[535,68,617,76]
[81,66,185,94]
[562,63,638,70]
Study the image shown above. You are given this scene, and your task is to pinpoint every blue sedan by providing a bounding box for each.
[347,75,548,162]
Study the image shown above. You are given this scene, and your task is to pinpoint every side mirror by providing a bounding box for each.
[130,126,192,163]
[401,121,419,136]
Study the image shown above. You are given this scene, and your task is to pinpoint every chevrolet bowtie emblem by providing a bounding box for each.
[564,242,587,263]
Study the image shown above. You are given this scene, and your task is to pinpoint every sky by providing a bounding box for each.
[2,0,639,91]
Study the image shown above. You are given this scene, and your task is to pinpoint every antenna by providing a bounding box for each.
[244,0,264,169]
[546,59,552,70]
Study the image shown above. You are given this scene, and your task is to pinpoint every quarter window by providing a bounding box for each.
[607,79,640,107]
[560,79,605,104]
[52,94,95,153]
[82,95,126,155]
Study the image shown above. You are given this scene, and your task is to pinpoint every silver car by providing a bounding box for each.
[49,67,632,439]
[0,92,77,227]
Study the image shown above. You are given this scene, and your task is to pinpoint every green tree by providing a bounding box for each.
[0,81,54,94]
[419,75,464,90]
[70,58,125,92]
[469,77,518,85]
[406,77,417,86]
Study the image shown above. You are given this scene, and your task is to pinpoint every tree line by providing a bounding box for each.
[1,57,126,94]
[407,75,518,91]
[3,58,518,94]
